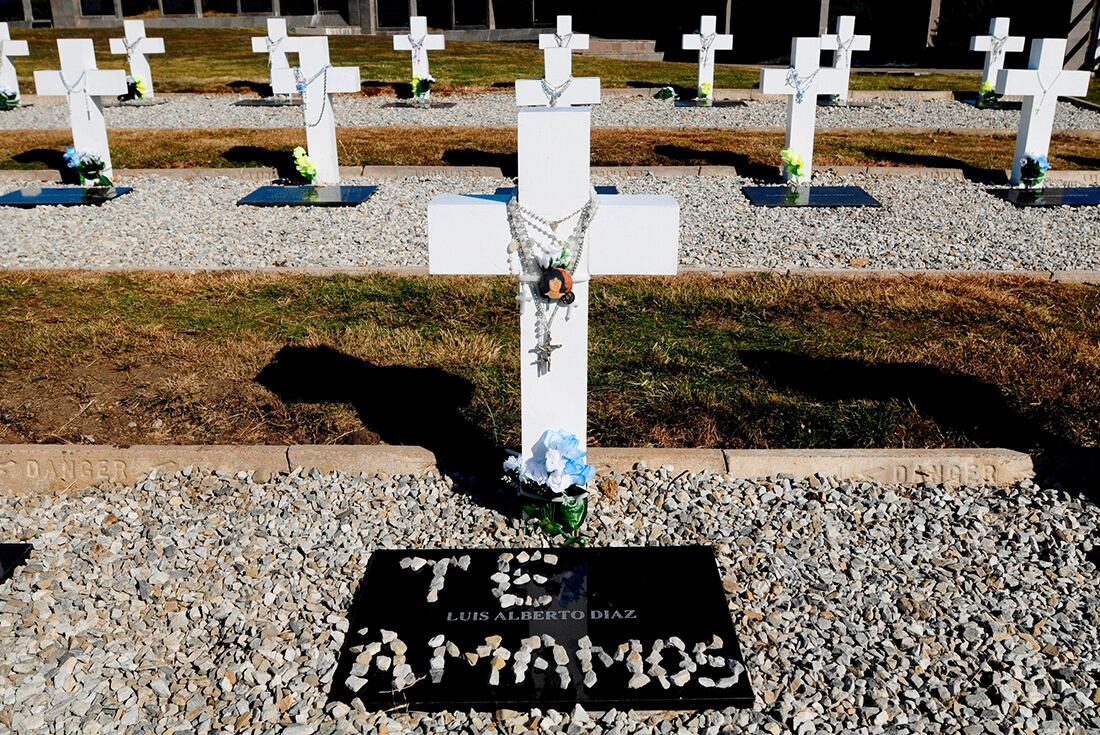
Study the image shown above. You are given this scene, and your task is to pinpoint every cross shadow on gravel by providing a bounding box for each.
[738,349,1098,503]
[11,149,80,184]
[860,150,1006,184]
[653,144,778,180]
[221,146,301,183]
[255,345,516,517]
[442,149,518,178]
[363,80,413,99]
[226,80,273,98]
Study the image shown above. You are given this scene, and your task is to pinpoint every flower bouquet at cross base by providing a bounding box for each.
[412,74,434,107]
[697,81,713,107]
[653,85,675,100]
[0,87,19,111]
[976,80,1002,109]
[503,429,595,544]
[292,146,318,184]
[780,147,807,187]
[119,75,148,102]
[64,147,111,187]
[1019,153,1049,190]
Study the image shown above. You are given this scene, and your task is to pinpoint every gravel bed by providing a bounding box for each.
[3,93,1099,131]
[1,467,1097,734]
[1,172,1098,271]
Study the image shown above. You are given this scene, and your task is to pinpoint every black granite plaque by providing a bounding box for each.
[988,187,1100,208]
[106,98,170,108]
[333,546,753,711]
[673,99,745,108]
[0,543,32,584]
[237,185,377,207]
[816,97,882,108]
[381,101,459,109]
[0,187,133,207]
[742,185,881,208]
[957,95,1022,111]
[233,98,301,107]
[494,185,618,197]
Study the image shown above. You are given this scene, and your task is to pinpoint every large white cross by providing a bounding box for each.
[0,23,29,101]
[393,16,445,79]
[109,20,165,100]
[538,16,589,78]
[820,15,869,105]
[516,47,600,107]
[971,17,1025,90]
[427,106,678,460]
[34,39,126,183]
[760,37,846,182]
[252,19,300,96]
[271,37,360,186]
[682,15,733,99]
[996,38,1091,184]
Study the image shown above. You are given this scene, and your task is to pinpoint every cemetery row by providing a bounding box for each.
[4,92,1100,133]
[1,465,1098,732]
[1,171,1097,272]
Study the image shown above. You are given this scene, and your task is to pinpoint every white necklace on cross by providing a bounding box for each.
[1035,70,1064,110]
[123,35,145,66]
[698,32,718,59]
[989,34,1009,62]
[408,34,426,65]
[60,70,92,120]
[541,77,573,107]
[294,65,331,128]
[266,35,282,56]
[554,32,573,48]
[785,67,819,103]
[834,34,855,65]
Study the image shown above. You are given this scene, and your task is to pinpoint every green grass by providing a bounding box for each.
[13,27,1095,101]
[0,271,1096,453]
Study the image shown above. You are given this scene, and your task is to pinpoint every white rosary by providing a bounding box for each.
[60,70,91,120]
[1035,70,1064,111]
[554,32,572,48]
[294,65,331,128]
[989,34,1009,63]
[265,34,282,58]
[785,67,819,103]
[407,34,426,66]
[541,77,572,107]
[698,32,717,60]
[834,34,855,66]
[123,35,145,68]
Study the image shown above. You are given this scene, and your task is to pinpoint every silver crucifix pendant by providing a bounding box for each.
[533,340,561,375]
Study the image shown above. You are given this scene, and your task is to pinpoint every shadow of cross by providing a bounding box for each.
[427,79,679,462]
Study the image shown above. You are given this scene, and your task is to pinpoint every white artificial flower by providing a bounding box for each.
[544,448,565,473]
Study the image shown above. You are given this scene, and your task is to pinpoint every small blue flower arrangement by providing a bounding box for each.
[1020,153,1049,189]
[64,146,111,187]
[503,428,594,542]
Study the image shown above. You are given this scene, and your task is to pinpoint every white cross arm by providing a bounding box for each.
[271,66,361,95]
[682,33,734,51]
[2,39,28,56]
[820,33,870,51]
[109,37,165,55]
[516,77,601,106]
[394,35,445,51]
[34,68,127,96]
[428,195,511,275]
[539,33,590,50]
[970,35,1024,53]
[759,67,790,95]
[587,195,678,275]
[995,68,1091,97]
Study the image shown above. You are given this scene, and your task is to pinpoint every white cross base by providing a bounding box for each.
[271,37,360,186]
[970,17,1024,90]
[996,38,1090,184]
[516,47,600,107]
[428,107,678,459]
[393,17,445,80]
[0,22,29,101]
[760,37,846,182]
[682,15,732,98]
[820,15,869,105]
[34,39,126,183]
[109,19,165,100]
[252,19,299,96]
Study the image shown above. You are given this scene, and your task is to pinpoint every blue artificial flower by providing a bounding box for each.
[63,146,78,169]
[518,429,593,491]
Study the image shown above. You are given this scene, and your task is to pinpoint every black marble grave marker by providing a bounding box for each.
[237,185,377,207]
[0,187,133,207]
[233,98,301,107]
[0,543,32,584]
[988,187,1100,208]
[742,185,881,208]
[333,546,753,711]
[494,185,619,197]
[381,101,459,109]
[673,100,746,108]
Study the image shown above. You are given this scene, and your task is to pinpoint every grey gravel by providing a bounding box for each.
[3,92,1098,130]
[1,171,1098,271]
[0,466,1098,733]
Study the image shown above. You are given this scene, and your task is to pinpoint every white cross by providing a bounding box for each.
[682,15,733,99]
[33,39,126,184]
[820,15,869,105]
[996,38,1091,184]
[108,20,165,100]
[760,37,847,182]
[271,37,360,186]
[0,23,29,101]
[970,17,1024,90]
[252,19,302,96]
[538,16,589,79]
[516,46,600,107]
[393,16,445,80]
[427,93,678,461]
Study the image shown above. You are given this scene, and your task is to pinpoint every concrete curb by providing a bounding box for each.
[0,444,1035,494]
